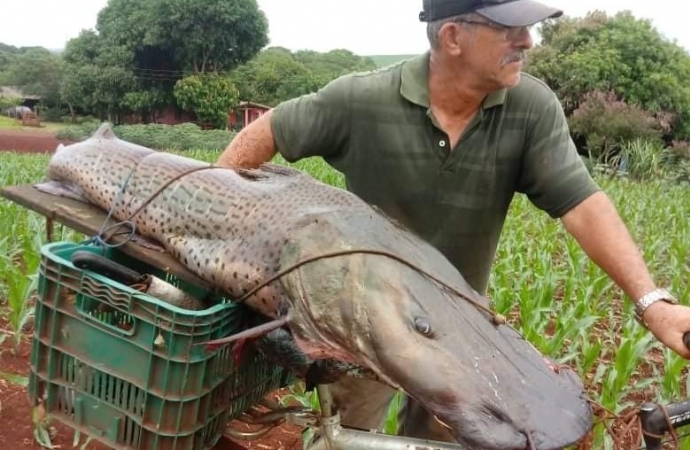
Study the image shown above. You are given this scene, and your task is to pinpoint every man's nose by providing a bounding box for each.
[512,26,534,50]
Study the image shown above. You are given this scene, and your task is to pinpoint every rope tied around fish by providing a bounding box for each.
[80,163,686,450]
[85,162,510,333]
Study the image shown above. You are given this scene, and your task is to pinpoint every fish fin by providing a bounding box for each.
[236,168,270,181]
[236,163,303,181]
[33,181,89,202]
[258,163,303,177]
[92,122,116,140]
[202,317,289,350]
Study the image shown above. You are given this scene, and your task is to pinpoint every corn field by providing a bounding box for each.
[0,149,689,449]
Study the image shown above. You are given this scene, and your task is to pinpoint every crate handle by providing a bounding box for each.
[75,292,137,337]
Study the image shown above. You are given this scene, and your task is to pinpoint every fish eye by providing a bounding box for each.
[414,317,434,337]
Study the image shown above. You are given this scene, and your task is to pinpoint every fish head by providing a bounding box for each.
[280,213,592,450]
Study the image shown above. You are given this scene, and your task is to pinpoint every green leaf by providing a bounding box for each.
[0,372,29,387]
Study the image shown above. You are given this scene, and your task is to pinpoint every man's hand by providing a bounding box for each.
[561,193,688,359]
[644,301,690,359]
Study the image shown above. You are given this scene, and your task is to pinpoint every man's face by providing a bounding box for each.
[456,17,534,89]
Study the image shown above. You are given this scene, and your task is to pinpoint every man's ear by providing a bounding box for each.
[438,22,464,56]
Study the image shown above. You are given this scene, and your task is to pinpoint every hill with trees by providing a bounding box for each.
[0,4,689,180]
[524,10,690,168]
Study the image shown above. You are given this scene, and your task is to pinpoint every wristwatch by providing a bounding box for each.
[634,288,679,327]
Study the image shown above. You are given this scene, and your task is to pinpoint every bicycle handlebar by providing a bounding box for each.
[640,400,690,450]
[634,332,690,449]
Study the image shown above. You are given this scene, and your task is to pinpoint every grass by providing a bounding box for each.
[0,153,81,354]
[0,115,70,132]
[1,148,689,449]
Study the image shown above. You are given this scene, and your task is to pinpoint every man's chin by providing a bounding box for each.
[501,71,522,88]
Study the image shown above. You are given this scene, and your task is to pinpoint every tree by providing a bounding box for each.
[231,47,315,105]
[230,47,377,106]
[152,0,269,73]
[0,95,20,111]
[6,48,63,107]
[174,74,239,128]
[60,30,138,122]
[526,10,690,139]
[295,49,376,82]
[0,44,18,82]
[61,0,269,123]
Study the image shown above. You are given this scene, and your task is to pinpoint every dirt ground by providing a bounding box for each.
[0,128,74,153]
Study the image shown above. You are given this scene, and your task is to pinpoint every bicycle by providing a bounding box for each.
[225,383,467,450]
[225,383,690,450]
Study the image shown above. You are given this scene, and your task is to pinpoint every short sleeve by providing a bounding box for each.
[517,91,600,218]
[270,75,352,163]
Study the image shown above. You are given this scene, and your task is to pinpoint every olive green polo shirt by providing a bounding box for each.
[270,53,600,294]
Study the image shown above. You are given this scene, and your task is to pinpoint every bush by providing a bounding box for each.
[617,139,673,181]
[60,114,100,125]
[55,121,102,141]
[55,122,236,152]
[669,159,690,185]
[41,107,67,122]
[669,140,690,161]
[568,91,666,161]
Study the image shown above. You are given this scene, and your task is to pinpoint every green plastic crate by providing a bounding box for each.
[28,241,295,450]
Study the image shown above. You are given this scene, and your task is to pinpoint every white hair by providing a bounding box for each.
[426,12,485,49]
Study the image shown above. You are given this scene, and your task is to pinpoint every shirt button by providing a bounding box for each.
[439,140,447,147]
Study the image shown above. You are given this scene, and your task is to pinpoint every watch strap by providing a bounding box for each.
[634,288,678,326]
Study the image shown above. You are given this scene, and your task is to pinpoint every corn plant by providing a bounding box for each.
[0,153,79,353]
[1,144,689,448]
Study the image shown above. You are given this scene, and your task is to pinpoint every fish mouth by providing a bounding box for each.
[371,328,592,450]
[425,395,588,450]
[445,408,527,450]
[405,395,529,450]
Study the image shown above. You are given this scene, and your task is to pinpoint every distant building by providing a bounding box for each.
[122,100,273,130]
[1,86,41,118]
[229,101,272,130]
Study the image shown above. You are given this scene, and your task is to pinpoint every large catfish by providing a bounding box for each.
[34,123,592,450]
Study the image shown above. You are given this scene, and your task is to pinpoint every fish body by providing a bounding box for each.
[35,124,592,450]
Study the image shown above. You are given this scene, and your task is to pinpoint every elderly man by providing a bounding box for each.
[217,0,689,443]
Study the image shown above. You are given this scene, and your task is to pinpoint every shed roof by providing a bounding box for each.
[238,100,272,110]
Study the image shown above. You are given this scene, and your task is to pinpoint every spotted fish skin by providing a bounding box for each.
[39,124,369,318]
[35,123,594,450]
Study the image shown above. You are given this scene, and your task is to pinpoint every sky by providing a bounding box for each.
[0,0,688,56]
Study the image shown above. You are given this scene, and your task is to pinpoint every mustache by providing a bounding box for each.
[500,51,526,66]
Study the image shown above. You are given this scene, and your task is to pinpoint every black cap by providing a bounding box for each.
[419,0,563,27]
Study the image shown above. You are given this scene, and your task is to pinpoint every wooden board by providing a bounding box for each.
[1,184,211,289]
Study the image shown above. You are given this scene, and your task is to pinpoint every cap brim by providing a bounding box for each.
[477,0,563,27]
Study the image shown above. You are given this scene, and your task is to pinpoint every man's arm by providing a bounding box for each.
[217,110,277,169]
[218,76,353,170]
[561,191,690,358]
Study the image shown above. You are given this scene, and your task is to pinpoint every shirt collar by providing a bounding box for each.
[400,52,508,110]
